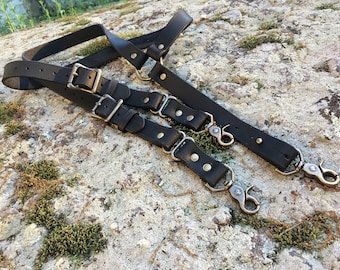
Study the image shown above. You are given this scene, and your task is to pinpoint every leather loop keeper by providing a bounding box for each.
[116,110,141,132]
[100,80,131,100]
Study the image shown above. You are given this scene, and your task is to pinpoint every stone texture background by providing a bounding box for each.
[0,0,339,269]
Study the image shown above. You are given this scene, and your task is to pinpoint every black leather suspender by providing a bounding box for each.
[2,10,338,215]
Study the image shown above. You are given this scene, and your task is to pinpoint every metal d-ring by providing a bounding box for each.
[135,57,164,81]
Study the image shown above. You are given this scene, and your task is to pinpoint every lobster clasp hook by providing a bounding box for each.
[208,124,234,146]
[229,185,260,214]
[301,161,339,187]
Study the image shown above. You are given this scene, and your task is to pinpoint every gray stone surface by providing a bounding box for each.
[0,0,339,269]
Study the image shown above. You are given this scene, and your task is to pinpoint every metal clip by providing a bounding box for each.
[301,161,339,187]
[229,185,261,215]
[276,148,339,187]
[205,164,260,214]
[192,112,234,146]
[208,124,234,146]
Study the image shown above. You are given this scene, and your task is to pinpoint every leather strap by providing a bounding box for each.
[148,63,300,172]
[2,9,299,172]
[3,60,209,131]
[2,11,229,188]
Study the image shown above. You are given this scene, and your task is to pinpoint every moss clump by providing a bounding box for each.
[77,37,111,56]
[116,31,144,40]
[316,3,339,10]
[18,160,60,181]
[258,21,279,30]
[26,198,66,231]
[4,121,25,136]
[0,101,24,124]
[15,160,63,203]
[232,210,339,251]
[239,32,294,50]
[14,160,108,269]
[77,30,143,57]
[34,224,107,270]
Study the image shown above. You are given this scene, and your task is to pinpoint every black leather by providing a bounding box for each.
[149,63,299,172]
[2,10,232,188]
[3,8,300,172]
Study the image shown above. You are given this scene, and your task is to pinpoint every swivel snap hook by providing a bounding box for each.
[228,185,260,215]
[208,124,235,146]
[193,112,234,146]
[301,161,339,187]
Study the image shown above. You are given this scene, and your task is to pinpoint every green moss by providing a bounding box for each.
[116,30,144,40]
[77,37,111,56]
[15,160,62,202]
[18,160,60,181]
[76,30,143,56]
[0,101,24,124]
[232,210,339,251]
[316,3,339,10]
[239,32,294,50]
[4,121,25,136]
[34,224,107,270]
[65,176,80,187]
[14,160,108,270]
[258,21,278,30]
[176,125,234,162]
[26,198,66,231]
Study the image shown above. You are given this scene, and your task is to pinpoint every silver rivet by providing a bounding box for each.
[212,128,219,134]
[235,188,242,196]
[309,165,317,172]
[157,132,165,139]
[143,97,150,103]
[131,52,138,59]
[175,110,183,117]
[187,115,194,121]
[158,43,165,50]
[203,163,212,172]
[256,138,263,145]
[160,73,167,80]
[190,153,199,162]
